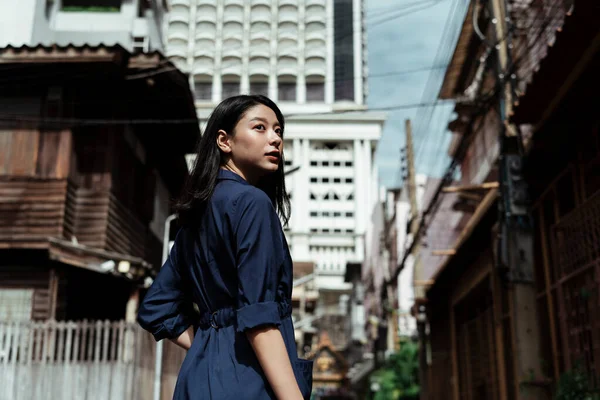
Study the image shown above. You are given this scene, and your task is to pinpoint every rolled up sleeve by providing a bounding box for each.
[137,233,194,341]
[233,190,285,333]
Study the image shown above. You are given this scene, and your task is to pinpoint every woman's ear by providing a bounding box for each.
[216,129,232,154]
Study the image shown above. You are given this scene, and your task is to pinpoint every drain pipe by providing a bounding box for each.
[153,213,178,400]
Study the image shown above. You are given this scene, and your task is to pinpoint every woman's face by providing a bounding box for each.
[219,104,283,184]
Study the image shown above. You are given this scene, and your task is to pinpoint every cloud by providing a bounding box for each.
[367,0,463,188]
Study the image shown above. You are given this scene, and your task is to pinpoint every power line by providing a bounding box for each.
[0,100,450,126]
[0,62,448,90]
[413,0,468,174]
[409,0,561,175]
[390,1,569,282]
[284,100,452,118]
[0,115,200,125]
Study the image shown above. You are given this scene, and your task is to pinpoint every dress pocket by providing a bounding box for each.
[294,358,314,400]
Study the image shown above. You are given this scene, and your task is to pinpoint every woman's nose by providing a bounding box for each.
[269,131,282,146]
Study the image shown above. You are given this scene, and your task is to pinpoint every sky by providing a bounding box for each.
[366,0,468,189]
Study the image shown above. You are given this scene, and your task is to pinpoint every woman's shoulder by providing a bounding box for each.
[228,185,270,209]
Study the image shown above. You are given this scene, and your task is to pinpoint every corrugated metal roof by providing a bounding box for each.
[0,43,167,65]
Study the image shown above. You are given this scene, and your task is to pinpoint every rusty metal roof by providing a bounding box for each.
[510,0,600,125]
[0,43,170,70]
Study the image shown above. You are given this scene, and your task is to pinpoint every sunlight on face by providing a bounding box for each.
[227,104,283,184]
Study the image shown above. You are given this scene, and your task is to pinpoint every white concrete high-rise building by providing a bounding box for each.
[169,0,386,324]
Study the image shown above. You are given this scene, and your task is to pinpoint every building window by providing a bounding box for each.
[0,289,33,320]
[323,211,330,217]
[334,178,341,183]
[334,229,341,233]
[347,193,354,200]
[334,161,341,167]
[222,79,240,99]
[323,228,330,233]
[194,79,212,101]
[310,211,318,217]
[310,177,318,183]
[62,0,120,11]
[323,177,329,183]
[334,212,341,217]
[334,0,354,101]
[285,160,293,166]
[333,193,340,200]
[345,212,353,217]
[278,79,297,101]
[322,161,330,166]
[346,229,354,234]
[311,228,318,233]
[311,161,318,166]
[250,76,269,96]
[310,193,317,200]
[345,178,353,183]
[306,79,325,102]
[345,161,353,167]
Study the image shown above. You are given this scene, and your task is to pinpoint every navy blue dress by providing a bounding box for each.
[137,169,313,399]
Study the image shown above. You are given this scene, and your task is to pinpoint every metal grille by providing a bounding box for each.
[552,189,600,387]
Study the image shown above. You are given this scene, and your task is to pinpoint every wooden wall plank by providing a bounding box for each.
[0,178,67,246]
[0,130,12,175]
[56,130,72,179]
[36,132,60,178]
[10,130,39,177]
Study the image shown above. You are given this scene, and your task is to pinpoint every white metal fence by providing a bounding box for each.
[0,319,157,400]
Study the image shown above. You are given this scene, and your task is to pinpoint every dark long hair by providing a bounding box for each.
[175,95,291,227]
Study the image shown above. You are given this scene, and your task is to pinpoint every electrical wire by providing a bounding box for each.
[394,0,569,281]
[0,99,451,127]
[0,62,448,90]
[412,0,468,175]
[411,2,567,179]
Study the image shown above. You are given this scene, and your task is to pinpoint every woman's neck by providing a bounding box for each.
[221,164,257,185]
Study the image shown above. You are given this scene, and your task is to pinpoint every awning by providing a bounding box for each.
[426,188,498,298]
[48,237,152,280]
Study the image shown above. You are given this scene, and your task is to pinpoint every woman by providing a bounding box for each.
[137,95,313,399]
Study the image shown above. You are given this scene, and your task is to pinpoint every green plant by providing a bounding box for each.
[369,340,420,400]
[555,364,595,400]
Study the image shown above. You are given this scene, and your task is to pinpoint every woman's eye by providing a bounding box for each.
[255,124,265,130]
[275,129,282,136]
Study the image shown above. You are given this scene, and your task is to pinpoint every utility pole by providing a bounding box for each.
[490,0,545,398]
[405,119,421,299]
[404,119,428,400]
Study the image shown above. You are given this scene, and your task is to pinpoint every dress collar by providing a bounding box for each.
[217,169,250,185]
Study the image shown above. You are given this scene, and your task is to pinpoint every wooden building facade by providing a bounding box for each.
[411,0,600,399]
[0,44,199,323]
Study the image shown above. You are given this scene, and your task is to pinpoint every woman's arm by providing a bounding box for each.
[246,326,303,400]
[233,192,303,399]
[169,325,195,351]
